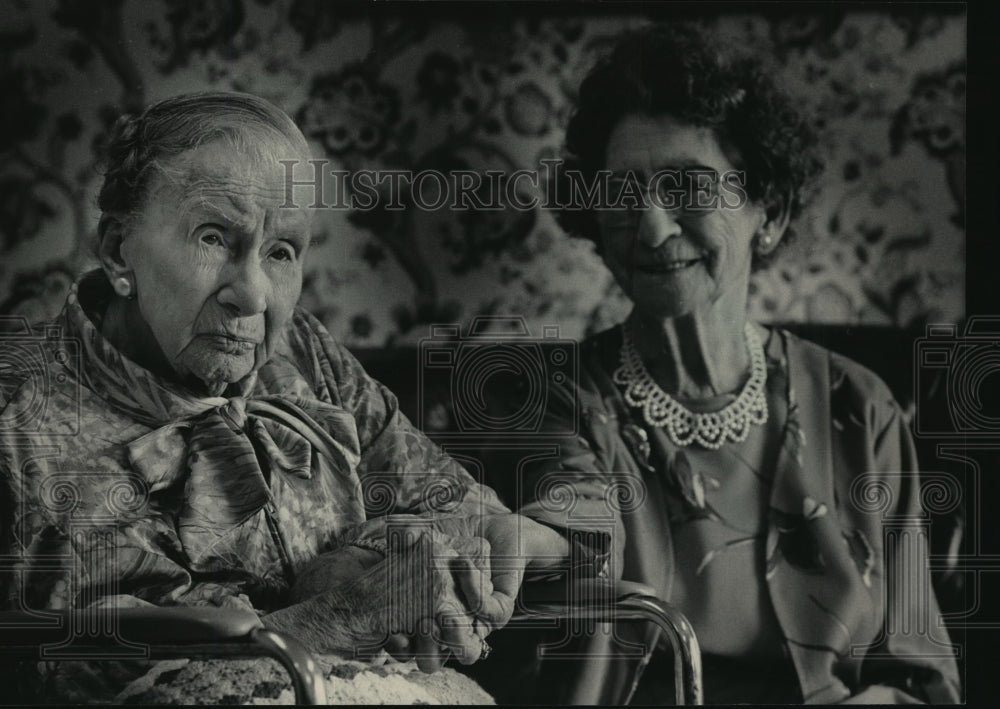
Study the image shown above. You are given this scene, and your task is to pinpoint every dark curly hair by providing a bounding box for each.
[559,24,824,271]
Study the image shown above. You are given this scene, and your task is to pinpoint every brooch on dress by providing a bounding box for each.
[621,422,653,472]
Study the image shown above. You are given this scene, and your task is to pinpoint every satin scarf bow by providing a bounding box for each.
[125,395,361,568]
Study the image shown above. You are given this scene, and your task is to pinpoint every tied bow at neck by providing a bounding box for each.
[125,395,361,569]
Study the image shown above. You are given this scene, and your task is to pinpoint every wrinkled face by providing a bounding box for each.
[599,113,767,319]
[122,139,312,391]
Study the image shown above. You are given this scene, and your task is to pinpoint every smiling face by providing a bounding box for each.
[120,138,312,392]
[600,113,770,320]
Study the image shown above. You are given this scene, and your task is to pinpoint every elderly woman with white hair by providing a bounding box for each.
[0,91,581,702]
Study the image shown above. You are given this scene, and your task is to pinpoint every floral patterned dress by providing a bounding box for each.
[0,270,510,700]
[621,333,800,703]
[0,271,510,614]
[519,324,961,704]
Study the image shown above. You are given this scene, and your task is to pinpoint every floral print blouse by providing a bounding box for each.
[519,324,962,704]
[0,271,509,615]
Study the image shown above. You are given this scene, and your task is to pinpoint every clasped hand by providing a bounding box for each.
[288,513,569,672]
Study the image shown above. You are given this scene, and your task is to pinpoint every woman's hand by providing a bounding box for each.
[290,544,385,603]
[356,531,495,672]
[470,513,570,634]
[268,530,492,672]
[265,514,569,672]
[374,513,571,637]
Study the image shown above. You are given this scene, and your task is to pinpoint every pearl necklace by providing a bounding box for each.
[612,323,768,449]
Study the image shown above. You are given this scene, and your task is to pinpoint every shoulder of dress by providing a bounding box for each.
[270,309,332,370]
[285,308,350,361]
[777,328,900,421]
[260,307,358,403]
[562,328,626,416]
[578,326,621,373]
[289,306,326,335]
[282,307,320,349]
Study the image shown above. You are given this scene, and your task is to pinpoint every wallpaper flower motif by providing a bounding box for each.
[0,2,966,346]
[299,64,401,159]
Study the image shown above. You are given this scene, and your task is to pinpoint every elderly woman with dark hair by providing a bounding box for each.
[0,91,579,702]
[519,25,961,704]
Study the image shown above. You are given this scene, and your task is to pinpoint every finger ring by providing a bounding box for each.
[480,638,492,661]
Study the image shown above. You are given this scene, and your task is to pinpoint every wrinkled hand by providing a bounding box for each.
[479,513,571,630]
[375,513,570,638]
[288,529,494,672]
[290,544,384,602]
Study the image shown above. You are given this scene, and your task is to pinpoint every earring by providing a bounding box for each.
[758,234,773,252]
[112,276,135,299]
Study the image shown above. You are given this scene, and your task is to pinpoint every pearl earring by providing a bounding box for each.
[759,235,773,252]
[113,276,134,299]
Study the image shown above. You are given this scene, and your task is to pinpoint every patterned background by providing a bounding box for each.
[0,1,966,346]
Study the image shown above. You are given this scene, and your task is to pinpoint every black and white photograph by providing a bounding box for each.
[0,0,988,705]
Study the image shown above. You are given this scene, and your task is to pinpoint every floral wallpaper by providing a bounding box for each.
[0,1,966,345]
